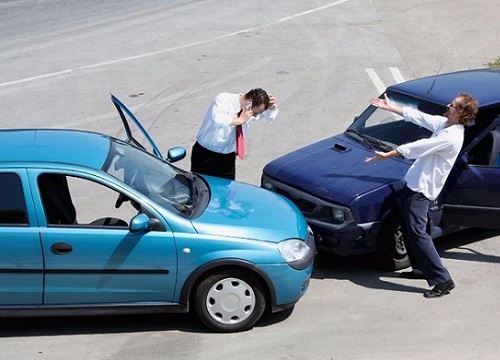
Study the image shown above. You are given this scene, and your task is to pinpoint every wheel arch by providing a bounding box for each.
[180,259,276,311]
[379,207,402,227]
[370,207,402,248]
[374,209,409,270]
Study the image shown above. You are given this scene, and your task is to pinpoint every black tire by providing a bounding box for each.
[193,270,266,333]
[375,217,410,270]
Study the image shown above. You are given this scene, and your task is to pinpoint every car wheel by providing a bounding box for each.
[194,270,266,333]
[375,217,410,270]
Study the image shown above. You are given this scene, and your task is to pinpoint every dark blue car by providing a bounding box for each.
[262,68,500,270]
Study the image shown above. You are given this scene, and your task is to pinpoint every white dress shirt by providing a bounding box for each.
[196,93,278,154]
[396,107,464,200]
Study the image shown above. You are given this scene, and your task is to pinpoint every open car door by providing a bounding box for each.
[441,116,500,229]
[111,94,164,159]
[111,94,186,163]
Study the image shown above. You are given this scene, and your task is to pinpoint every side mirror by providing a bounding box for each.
[166,146,186,163]
[130,213,151,232]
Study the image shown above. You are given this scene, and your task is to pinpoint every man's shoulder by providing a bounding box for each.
[215,92,238,98]
[214,92,240,104]
[446,124,465,134]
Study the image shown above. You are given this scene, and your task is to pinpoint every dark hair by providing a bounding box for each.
[245,88,270,110]
[456,92,479,125]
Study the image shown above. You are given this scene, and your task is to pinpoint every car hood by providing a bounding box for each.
[192,176,309,242]
[263,134,410,205]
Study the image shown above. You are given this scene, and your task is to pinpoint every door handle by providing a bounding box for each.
[51,242,73,255]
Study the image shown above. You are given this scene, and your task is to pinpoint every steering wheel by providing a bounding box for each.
[115,169,139,208]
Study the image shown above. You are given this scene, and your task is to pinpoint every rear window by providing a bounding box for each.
[0,173,28,225]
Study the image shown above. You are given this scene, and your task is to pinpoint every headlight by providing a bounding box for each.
[331,208,345,224]
[277,239,311,263]
[261,177,274,190]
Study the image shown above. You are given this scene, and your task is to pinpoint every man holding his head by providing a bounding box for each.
[191,88,278,180]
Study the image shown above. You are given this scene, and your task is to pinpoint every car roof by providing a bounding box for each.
[0,129,111,169]
[387,68,500,109]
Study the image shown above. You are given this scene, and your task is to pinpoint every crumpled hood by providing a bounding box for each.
[263,134,410,205]
[192,176,309,242]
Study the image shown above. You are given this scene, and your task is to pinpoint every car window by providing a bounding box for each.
[467,128,500,167]
[0,173,28,226]
[348,92,445,147]
[38,173,146,228]
[103,140,198,217]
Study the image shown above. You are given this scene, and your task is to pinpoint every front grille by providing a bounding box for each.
[263,175,353,224]
[294,199,317,213]
[275,188,317,213]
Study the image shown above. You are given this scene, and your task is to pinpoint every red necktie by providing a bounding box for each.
[236,124,245,159]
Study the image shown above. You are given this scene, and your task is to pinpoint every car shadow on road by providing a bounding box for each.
[0,312,212,337]
[0,301,297,338]
[313,253,425,295]
[436,228,500,264]
[0,308,296,337]
[0,308,295,337]
[312,227,500,294]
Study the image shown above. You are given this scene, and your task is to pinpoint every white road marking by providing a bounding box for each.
[366,67,407,94]
[390,67,405,83]
[0,0,352,89]
[276,0,350,23]
[365,68,386,94]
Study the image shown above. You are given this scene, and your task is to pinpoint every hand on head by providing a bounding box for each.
[268,94,277,109]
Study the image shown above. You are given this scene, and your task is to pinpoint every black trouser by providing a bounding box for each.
[401,186,451,286]
[190,142,236,180]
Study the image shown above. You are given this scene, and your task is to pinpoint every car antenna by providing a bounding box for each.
[427,63,443,94]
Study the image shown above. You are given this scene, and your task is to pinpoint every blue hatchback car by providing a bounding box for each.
[262,68,500,270]
[0,95,315,333]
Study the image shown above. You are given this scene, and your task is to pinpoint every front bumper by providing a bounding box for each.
[259,260,313,309]
[261,232,315,309]
[262,175,380,257]
[309,218,380,256]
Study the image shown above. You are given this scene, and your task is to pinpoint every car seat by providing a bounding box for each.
[38,174,77,225]
[487,129,500,166]
[89,217,128,227]
[468,128,500,166]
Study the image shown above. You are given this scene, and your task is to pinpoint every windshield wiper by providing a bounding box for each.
[345,129,374,149]
[363,137,394,152]
[345,129,394,152]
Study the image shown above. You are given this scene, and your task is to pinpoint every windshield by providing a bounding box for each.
[346,92,445,149]
[103,139,200,217]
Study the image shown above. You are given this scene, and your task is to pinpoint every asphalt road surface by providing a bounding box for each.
[1,0,500,359]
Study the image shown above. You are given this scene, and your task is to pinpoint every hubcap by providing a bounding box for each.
[206,277,255,325]
[393,226,407,259]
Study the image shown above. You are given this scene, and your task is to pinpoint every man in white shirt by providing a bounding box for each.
[191,88,278,180]
[365,92,478,298]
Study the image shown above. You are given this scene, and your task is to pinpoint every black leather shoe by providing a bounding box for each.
[399,271,425,279]
[423,280,455,298]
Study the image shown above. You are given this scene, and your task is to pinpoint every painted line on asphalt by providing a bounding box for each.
[366,67,407,94]
[0,0,352,89]
[275,0,350,23]
[365,68,386,94]
[390,67,405,83]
